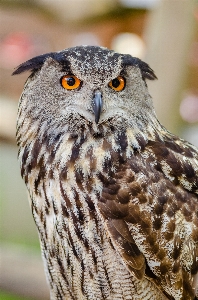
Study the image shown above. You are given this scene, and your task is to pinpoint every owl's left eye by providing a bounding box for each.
[61,75,81,90]
[108,76,125,91]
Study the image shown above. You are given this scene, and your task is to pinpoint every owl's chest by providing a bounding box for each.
[32,166,139,299]
[31,163,167,300]
[25,139,170,299]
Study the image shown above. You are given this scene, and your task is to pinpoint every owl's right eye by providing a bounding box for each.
[61,75,81,90]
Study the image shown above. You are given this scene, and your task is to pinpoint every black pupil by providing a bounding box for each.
[112,78,120,88]
[67,77,75,86]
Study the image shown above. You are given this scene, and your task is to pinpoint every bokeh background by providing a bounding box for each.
[0,0,198,299]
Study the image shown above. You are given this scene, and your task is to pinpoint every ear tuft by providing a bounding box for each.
[12,52,55,75]
[137,59,157,81]
[122,55,157,81]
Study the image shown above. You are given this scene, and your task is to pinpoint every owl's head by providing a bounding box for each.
[14,46,158,141]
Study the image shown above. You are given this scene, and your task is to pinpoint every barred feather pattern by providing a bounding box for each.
[17,108,198,299]
[15,46,198,300]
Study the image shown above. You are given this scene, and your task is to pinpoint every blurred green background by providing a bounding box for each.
[0,0,198,299]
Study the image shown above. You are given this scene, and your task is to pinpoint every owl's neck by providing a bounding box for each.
[17,111,165,175]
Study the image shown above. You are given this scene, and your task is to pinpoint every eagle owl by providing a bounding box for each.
[13,46,198,300]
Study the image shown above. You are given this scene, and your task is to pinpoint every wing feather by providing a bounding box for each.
[98,134,198,299]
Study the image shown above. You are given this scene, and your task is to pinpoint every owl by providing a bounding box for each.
[13,46,198,300]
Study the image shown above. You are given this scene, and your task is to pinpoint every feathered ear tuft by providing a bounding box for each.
[122,55,157,81]
[137,59,157,81]
[12,52,56,75]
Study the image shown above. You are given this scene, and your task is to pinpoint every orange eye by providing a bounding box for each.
[61,75,81,90]
[108,76,125,91]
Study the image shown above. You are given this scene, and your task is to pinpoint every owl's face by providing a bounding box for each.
[15,46,157,139]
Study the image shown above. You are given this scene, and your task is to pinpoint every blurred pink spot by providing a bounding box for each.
[0,32,34,69]
[180,93,198,123]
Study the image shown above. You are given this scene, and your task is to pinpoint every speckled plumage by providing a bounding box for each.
[14,46,198,300]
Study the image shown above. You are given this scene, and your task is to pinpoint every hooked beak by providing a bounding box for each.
[93,91,103,124]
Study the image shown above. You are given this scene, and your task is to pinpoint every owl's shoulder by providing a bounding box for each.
[146,133,198,194]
